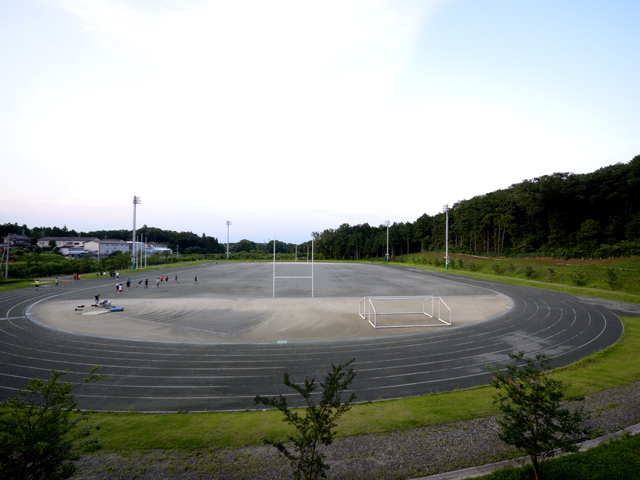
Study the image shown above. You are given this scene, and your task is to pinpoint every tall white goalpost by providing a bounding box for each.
[273,236,314,298]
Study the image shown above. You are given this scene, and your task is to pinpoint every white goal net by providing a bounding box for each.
[358,296,451,328]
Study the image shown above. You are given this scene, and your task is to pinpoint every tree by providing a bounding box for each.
[488,352,591,480]
[254,359,356,480]
[231,239,257,253]
[0,367,102,480]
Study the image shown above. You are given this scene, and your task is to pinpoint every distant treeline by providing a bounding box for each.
[4,155,639,261]
[309,155,640,260]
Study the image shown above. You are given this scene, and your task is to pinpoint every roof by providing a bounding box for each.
[39,236,99,242]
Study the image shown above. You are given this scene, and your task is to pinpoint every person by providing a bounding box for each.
[160,275,163,282]
[55,277,59,287]
[144,279,148,289]
[116,272,119,280]
[73,273,77,280]
[137,280,143,288]
[115,282,120,292]
[156,278,160,288]
[118,284,123,294]
[165,276,168,283]
[94,293,100,306]
[194,275,198,284]
[126,278,131,291]
[35,279,40,290]
[78,274,81,280]
[174,275,178,283]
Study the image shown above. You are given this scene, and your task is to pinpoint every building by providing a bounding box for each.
[1,234,33,250]
[84,239,130,257]
[147,242,173,254]
[38,237,99,249]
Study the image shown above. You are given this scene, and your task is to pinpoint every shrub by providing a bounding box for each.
[488,352,591,480]
[547,268,556,282]
[0,367,102,480]
[492,264,503,275]
[254,360,356,480]
[570,270,587,286]
[604,268,620,290]
[524,265,535,279]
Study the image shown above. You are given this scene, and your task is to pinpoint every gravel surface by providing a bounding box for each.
[74,382,640,479]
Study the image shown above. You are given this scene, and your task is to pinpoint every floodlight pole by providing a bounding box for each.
[385,220,390,263]
[443,204,450,271]
[132,196,141,270]
[3,237,8,279]
[227,221,231,260]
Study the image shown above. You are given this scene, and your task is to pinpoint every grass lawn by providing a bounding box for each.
[479,433,640,479]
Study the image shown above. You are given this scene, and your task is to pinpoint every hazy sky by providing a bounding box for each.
[2,1,638,244]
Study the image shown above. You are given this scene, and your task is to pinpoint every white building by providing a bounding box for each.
[84,239,130,256]
[38,237,98,249]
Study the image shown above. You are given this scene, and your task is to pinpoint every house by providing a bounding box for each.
[38,237,99,249]
[2,234,34,250]
[84,239,131,257]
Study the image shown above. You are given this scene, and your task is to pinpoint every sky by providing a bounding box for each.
[1,0,639,244]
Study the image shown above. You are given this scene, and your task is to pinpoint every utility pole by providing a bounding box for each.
[132,196,141,270]
[443,204,450,271]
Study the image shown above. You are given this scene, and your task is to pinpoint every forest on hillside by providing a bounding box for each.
[310,155,640,260]
[4,155,639,261]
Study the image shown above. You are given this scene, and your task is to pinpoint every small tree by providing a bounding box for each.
[254,359,356,480]
[0,367,102,480]
[488,352,591,480]
[604,268,620,290]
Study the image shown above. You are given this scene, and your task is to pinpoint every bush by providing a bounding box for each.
[570,270,587,286]
[488,352,591,480]
[468,261,479,271]
[492,264,503,275]
[254,360,356,480]
[604,268,620,290]
[547,268,556,282]
[0,368,102,480]
[524,265,535,279]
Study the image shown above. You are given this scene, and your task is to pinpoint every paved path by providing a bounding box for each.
[0,263,633,412]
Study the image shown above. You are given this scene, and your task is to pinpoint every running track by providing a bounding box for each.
[0,265,634,412]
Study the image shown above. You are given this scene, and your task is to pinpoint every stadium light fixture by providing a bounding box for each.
[385,220,390,263]
[226,221,231,260]
[443,204,449,271]
[132,196,141,270]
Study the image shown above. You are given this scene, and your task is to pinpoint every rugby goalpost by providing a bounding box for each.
[273,236,314,298]
[358,295,451,328]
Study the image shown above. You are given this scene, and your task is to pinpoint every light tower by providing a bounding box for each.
[132,196,141,270]
[443,204,450,271]
[385,220,390,263]
[226,221,231,261]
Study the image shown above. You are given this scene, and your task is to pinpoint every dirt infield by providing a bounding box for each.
[28,263,512,344]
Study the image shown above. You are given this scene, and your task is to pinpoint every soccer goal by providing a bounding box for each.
[358,296,451,328]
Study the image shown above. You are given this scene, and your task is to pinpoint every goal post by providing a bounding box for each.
[273,236,314,298]
[358,296,451,328]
